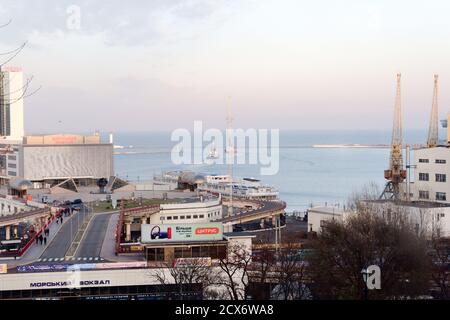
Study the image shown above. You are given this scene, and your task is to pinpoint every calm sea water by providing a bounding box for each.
[110,129,430,211]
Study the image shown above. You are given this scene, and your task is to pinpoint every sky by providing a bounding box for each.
[0,0,450,134]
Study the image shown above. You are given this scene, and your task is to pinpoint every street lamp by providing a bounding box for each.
[361,268,369,300]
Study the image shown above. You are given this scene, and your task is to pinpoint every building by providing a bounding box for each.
[307,206,348,233]
[410,146,450,203]
[0,66,24,139]
[119,196,223,244]
[308,201,450,238]
[0,134,114,189]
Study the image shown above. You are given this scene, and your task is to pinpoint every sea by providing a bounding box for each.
[109,129,432,212]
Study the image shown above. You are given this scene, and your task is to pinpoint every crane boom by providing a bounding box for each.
[380,73,406,200]
[427,74,439,148]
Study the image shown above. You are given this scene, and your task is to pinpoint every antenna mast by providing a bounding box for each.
[226,97,234,217]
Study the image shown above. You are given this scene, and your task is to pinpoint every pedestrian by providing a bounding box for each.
[39,235,43,245]
[44,237,47,245]
[60,216,63,224]
[35,236,39,245]
[56,217,59,224]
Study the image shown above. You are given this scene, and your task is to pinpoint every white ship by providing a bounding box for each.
[154,171,279,201]
[207,144,219,159]
[199,174,279,201]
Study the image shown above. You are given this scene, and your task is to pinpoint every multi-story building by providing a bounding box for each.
[0,66,24,139]
[410,146,450,203]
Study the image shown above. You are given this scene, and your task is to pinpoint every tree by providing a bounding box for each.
[152,256,212,300]
[429,237,450,299]
[306,211,432,299]
[215,242,253,300]
[271,237,310,300]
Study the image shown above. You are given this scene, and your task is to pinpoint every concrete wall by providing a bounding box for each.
[18,144,114,181]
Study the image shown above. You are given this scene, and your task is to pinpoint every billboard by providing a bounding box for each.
[141,223,223,243]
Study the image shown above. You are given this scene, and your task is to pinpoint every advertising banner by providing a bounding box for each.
[141,223,223,243]
[0,263,7,274]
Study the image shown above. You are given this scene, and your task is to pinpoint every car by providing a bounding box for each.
[71,199,82,205]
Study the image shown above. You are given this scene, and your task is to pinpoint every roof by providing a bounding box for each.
[8,178,33,191]
[307,206,345,215]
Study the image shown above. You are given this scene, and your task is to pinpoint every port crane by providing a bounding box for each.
[427,75,439,148]
[380,73,407,200]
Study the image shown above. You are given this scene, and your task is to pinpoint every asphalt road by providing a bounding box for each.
[75,213,112,258]
[40,206,88,259]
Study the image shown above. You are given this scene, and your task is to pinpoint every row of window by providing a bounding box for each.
[163,214,205,221]
[418,173,446,182]
[161,210,221,222]
[418,190,447,201]
[419,158,447,164]
[145,245,227,261]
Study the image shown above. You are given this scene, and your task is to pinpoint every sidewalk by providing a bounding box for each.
[100,212,144,262]
[3,212,77,268]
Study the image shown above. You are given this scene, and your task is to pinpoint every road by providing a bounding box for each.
[40,206,88,259]
[75,213,112,258]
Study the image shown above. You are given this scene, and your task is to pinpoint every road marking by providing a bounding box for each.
[94,257,99,261]
[83,257,87,261]
[77,257,81,261]
[89,257,93,261]
[48,258,53,262]
[37,258,42,262]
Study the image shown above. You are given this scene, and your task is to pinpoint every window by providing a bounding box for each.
[7,155,16,161]
[199,214,204,218]
[167,216,172,220]
[419,173,429,181]
[419,159,429,163]
[436,192,447,201]
[186,215,191,219]
[173,216,178,220]
[436,159,447,164]
[436,174,446,182]
[193,215,198,219]
[418,190,429,200]
[7,171,16,176]
[180,215,185,220]
[7,163,16,168]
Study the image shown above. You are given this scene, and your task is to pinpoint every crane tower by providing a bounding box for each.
[380,73,407,200]
[427,74,439,148]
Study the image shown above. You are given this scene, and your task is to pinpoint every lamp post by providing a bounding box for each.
[361,268,369,300]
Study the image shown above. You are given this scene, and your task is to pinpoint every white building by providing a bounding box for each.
[307,206,348,233]
[410,146,450,203]
[0,66,24,139]
[308,201,450,238]
[151,196,223,224]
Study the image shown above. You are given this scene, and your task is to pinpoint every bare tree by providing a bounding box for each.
[271,238,310,300]
[152,257,212,300]
[306,209,431,300]
[429,236,450,299]
[215,242,253,300]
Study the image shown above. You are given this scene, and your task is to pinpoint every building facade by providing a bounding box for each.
[0,66,24,139]
[0,134,114,188]
[411,147,450,203]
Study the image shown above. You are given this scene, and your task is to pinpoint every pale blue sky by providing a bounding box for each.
[1,0,449,133]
